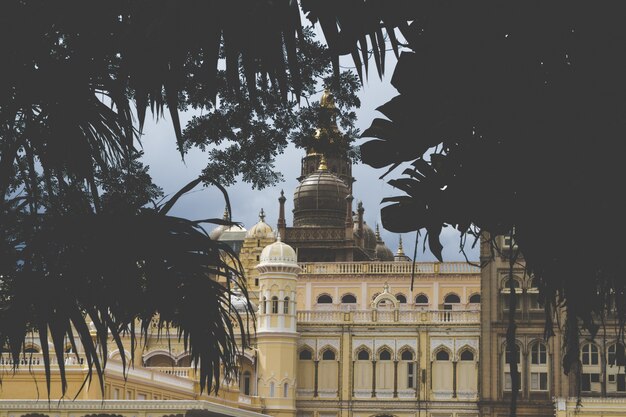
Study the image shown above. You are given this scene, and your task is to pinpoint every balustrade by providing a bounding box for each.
[0,354,85,367]
[150,367,192,378]
[296,309,479,324]
[298,261,479,275]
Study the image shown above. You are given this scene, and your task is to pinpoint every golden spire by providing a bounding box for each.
[320,87,336,109]
[397,235,405,256]
[375,223,382,242]
[318,154,328,171]
[259,208,265,222]
[222,205,230,220]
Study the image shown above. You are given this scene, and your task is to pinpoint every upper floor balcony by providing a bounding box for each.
[298,261,480,276]
[296,308,480,325]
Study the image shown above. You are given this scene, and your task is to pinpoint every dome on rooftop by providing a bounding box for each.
[259,238,298,267]
[374,224,394,261]
[246,209,274,239]
[293,156,349,227]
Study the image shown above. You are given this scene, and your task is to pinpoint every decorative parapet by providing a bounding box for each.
[296,309,480,324]
[298,261,480,275]
[0,353,85,367]
[554,396,626,416]
[0,400,269,417]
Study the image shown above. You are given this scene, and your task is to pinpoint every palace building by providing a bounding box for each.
[1,91,625,417]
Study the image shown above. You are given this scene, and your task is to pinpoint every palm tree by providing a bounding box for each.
[0,0,303,395]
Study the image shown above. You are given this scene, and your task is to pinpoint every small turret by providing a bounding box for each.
[256,237,299,417]
[394,235,411,262]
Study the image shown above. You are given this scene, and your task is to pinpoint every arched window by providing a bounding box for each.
[436,350,450,361]
[299,349,313,360]
[24,346,39,354]
[322,349,336,360]
[283,297,290,314]
[433,348,452,395]
[269,382,275,397]
[469,294,481,303]
[242,371,251,396]
[460,350,474,361]
[379,349,392,361]
[609,343,626,366]
[357,350,370,360]
[341,294,357,303]
[401,350,414,361]
[504,344,522,391]
[317,294,333,304]
[271,296,279,314]
[581,343,601,393]
[503,278,521,289]
[415,294,429,304]
[444,293,461,304]
[283,382,289,397]
[396,294,407,303]
[530,342,548,391]
[400,350,415,389]
[582,343,599,365]
[607,343,626,392]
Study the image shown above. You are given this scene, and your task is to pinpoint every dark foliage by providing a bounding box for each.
[302,1,626,412]
[0,0,305,397]
[180,27,361,189]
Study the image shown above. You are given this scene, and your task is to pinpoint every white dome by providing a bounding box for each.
[246,209,274,239]
[230,292,253,313]
[259,238,298,266]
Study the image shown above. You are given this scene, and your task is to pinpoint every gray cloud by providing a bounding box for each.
[140,55,478,263]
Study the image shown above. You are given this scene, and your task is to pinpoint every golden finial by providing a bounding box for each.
[320,87,336,109]
[318,155,328,171]
[397,235,405,256]
[222,205,229,220]
[259,208,265,222]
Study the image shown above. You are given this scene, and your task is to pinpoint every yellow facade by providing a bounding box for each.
[3,95,625,417]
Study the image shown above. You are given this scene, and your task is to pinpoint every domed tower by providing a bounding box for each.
[293,156,350,228]
[238,209,276,297]
[299,88,354,188]
[374,224,394,261]
[256,238,300,417]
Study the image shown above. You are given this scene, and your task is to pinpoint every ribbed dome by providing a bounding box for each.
[209,207,231,240]
[375,243,394,261]
[293,157,349,227]
[362,222,376,252]
[374,224,394,261]
[259,238,298,266]
[230,291,253,313]
[209,225,227,240]
[246,209,274,239]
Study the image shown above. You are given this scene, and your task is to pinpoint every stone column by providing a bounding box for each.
[393,360,399,398]
[372,360,377,397]
[314,360,319,397]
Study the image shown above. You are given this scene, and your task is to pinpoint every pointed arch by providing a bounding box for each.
[432,346,452,361]
[319,345,338,361]
[355,345,372,360]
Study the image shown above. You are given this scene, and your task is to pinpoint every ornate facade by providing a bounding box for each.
[1,90,624,417]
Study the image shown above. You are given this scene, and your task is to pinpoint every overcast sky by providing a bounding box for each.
[139,39,478,263]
